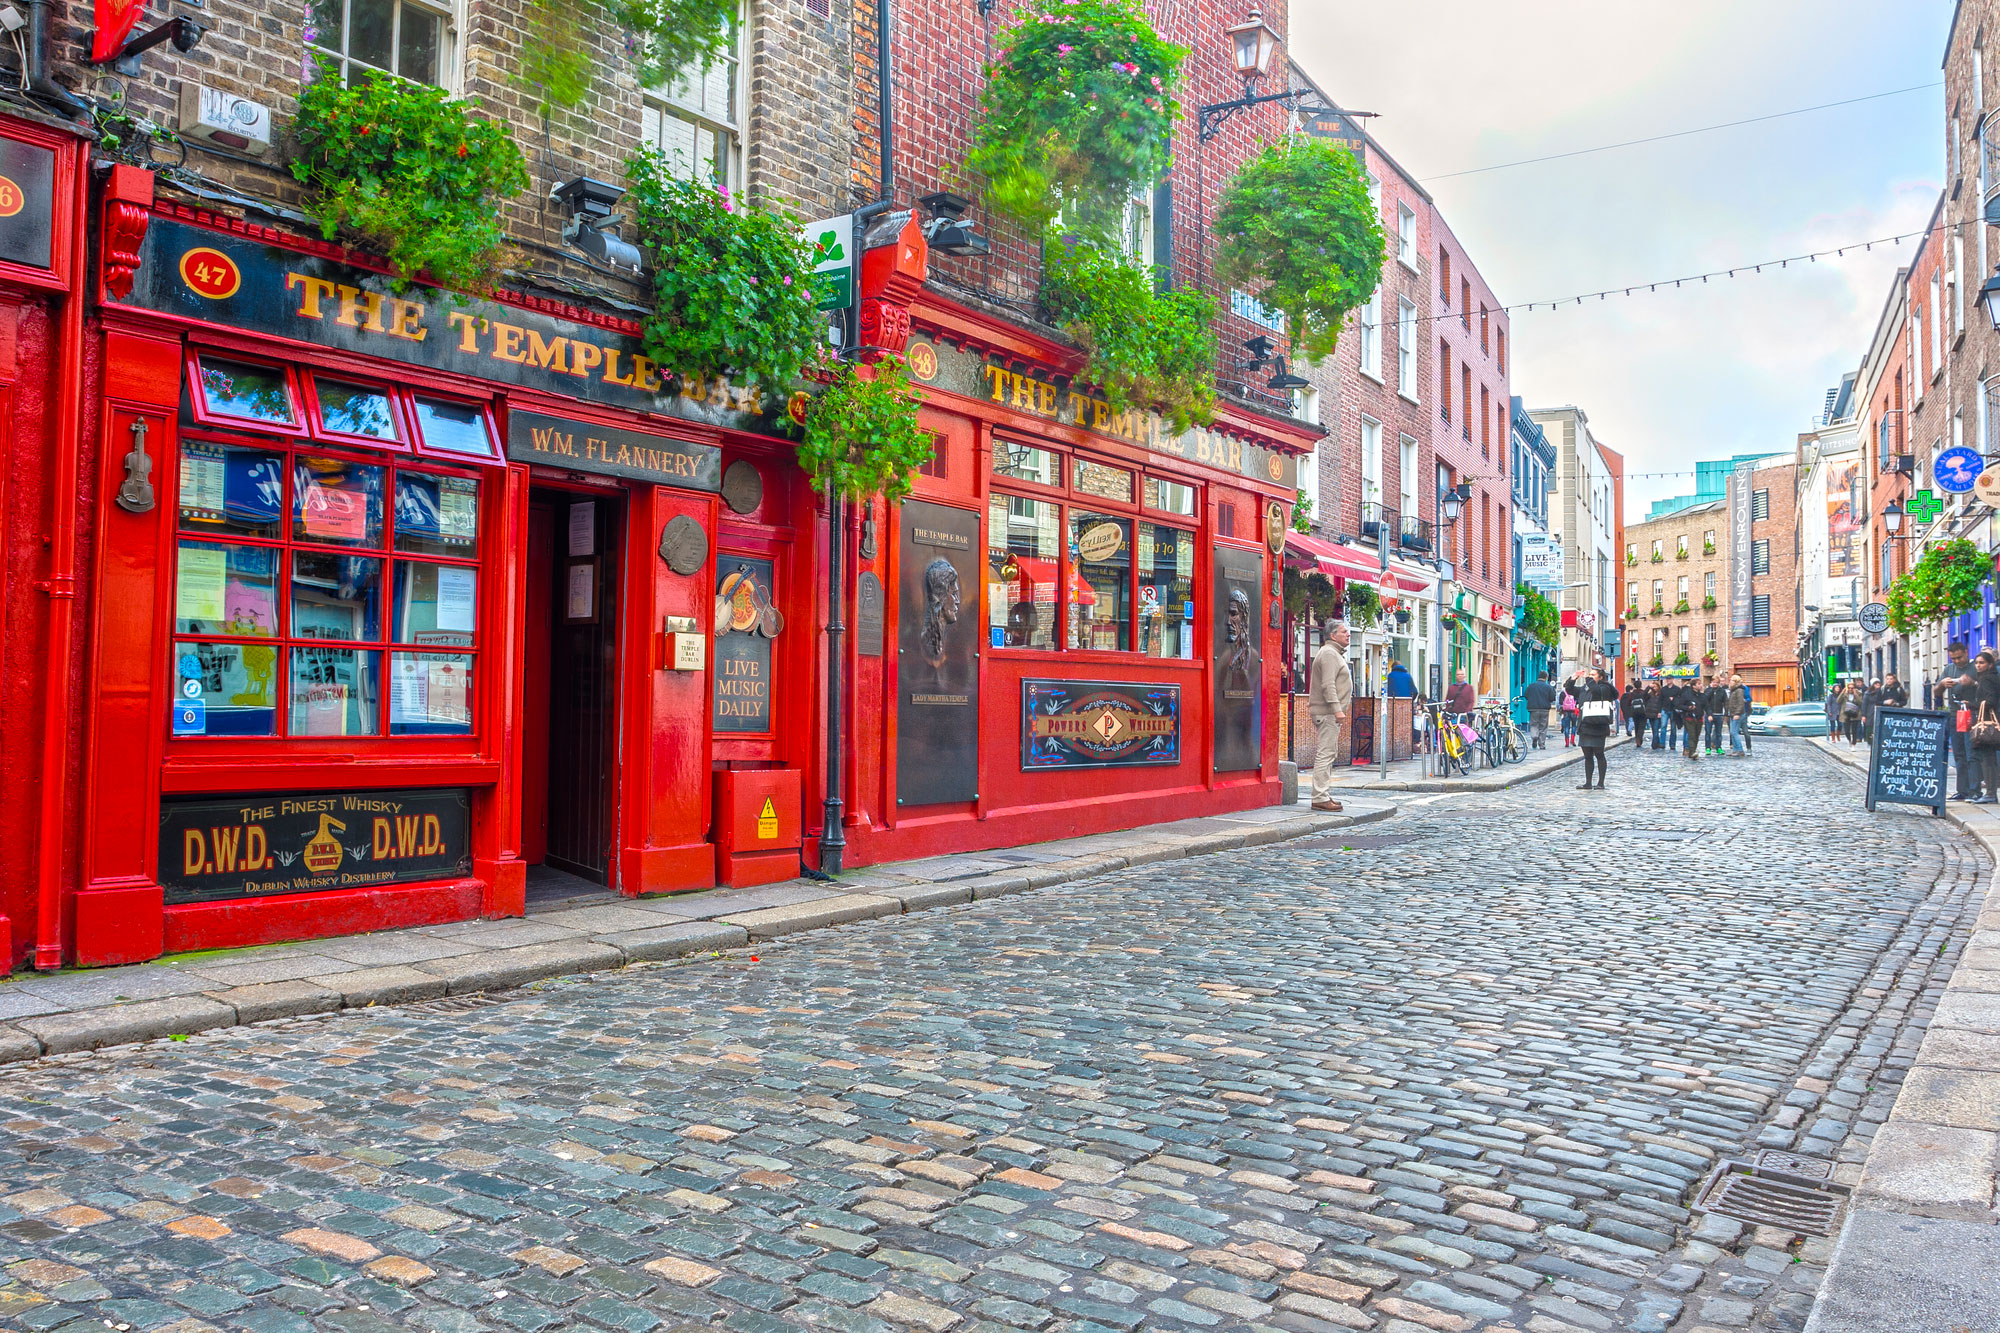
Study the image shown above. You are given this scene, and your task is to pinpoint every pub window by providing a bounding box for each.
[172,355,489,740]
[305,0,457,88]
[988,443,1199,658]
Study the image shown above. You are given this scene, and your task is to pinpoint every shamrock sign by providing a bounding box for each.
[1909,489,1943,525]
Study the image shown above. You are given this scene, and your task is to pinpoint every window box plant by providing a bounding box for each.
[1650,601,1665,615]
[1702,595,1717,610]
[1703,540,1716,555]
[1674,599,1690,614]
[1673,651,1692,666]
[1650,551,1664,563]
[1649,653,1665,668]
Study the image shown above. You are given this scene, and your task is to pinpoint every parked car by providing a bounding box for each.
[1747,701,1829,737]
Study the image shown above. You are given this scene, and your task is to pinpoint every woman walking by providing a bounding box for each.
[1840,684,1864,746]
[1575,669,1620,789]
[1559,677,1580,748]
[1971,652,2000,804]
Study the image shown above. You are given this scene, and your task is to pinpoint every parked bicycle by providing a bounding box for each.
[1473,700,1528,766]
[1424,701,1478,777]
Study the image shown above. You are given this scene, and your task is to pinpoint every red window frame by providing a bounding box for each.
[169,350,497,745]
[987,436,1202,659]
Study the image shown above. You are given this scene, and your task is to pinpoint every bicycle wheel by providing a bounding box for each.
[1502,726,1527,764]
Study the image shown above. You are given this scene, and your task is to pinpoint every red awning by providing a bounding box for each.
[1285,533,1384,586]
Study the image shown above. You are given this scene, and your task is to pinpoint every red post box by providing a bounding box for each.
[713,769,802,888]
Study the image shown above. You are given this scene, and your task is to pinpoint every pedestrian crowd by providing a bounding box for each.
[1826,674,1908,746]
[1516,667,1759,791]
[1928,642,2000,804]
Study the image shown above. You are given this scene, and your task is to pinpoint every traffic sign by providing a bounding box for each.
[1934,445,1985,494]
[1859,601,1890,635]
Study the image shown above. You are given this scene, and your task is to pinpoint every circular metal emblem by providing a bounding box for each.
[721,459,763,515]
[1858,601,1890,636]
[659,514,709,576]
[1265,501,1288,555]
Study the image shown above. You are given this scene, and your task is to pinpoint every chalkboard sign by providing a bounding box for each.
[1866,706,1949,816]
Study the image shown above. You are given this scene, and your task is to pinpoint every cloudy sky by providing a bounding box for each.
[1291,0,1950,521]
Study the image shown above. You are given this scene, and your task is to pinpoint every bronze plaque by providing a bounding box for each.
[857,571,885,657]
[721,459,764,515]
[896,501,979,806]
[659,514,709,575]
[1212,545,1263,772]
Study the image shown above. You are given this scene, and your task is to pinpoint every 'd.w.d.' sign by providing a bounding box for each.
[160,787,472,904]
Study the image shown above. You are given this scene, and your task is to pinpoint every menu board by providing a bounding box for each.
[1866,707,1949,816]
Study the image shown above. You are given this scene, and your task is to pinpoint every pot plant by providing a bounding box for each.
[1213,134,1385,362]
[799,359,935,503]
[1040,232,1216,431]
[1342,580,1381,629]
[1702,595,1717,610]
[964,0,1185,242]
[290,60,529,288]
[1674,599,1690,614]
[1886,536,1991,634]
[626,149,824,393]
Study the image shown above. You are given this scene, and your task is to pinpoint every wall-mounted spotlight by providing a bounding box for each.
[1243,334,1276,370]
[918,191,989,257]
[553,176,643,273]
[1266,355,1309,391]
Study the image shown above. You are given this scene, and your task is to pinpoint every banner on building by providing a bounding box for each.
[1827,459,1860,580]
[1729,463,1754,637]
[1519,532,1563,592]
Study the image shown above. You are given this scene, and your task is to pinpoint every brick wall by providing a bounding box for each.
[1624,505,1730,669]
[34,0,852,306]
[1735,458,1802,681]
[1430,211,1510,608]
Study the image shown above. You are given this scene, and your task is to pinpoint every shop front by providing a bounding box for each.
[68,180,819,966]
[827,297,1319,864]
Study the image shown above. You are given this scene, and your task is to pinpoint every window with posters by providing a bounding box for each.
[171,352,495,740]
[986,439,1199,658]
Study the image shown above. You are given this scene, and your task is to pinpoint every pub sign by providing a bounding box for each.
[1022,680,1181,769]
[160,787,472,904]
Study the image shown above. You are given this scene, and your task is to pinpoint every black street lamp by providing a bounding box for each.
[1979,267,2000,332]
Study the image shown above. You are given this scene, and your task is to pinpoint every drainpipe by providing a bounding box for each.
[34,147,89,968]
[23,0,90,115]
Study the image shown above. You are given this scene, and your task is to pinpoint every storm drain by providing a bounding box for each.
[406,993,516,1014]
[1694,1159,1849,1236]
[1751,1149,1834,1180]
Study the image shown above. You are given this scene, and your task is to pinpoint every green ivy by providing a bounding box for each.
[513,0,597,118]
[619,0,740,90]
[1887,537,1991,634]
[1515,583,1560,648]
[964,0,1184,243]
[1283,568,1340,619]
[625,150,824,393]
[290,62,529,289]
[1213,135,1385,363]
[1673,651,1691,666]
[1041,233,1215,432]
[800,360,936,503]
[1292,490,1313,533]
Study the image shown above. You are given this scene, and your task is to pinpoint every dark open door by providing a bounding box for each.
[529,488,622,884]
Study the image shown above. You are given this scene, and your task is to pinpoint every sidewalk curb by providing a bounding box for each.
[0,802,1400,1068]
[1804,736,2000,1333]
[1325,734,1635,793]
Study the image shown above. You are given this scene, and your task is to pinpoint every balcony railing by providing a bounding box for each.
[1359,500,1395,541]
[1398,514,1434,555]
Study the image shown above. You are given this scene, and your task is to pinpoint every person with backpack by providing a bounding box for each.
[1559,677,1581,747]
[1574,669,1619,789]
[1840,684,1864,745]
[1620,679,1646,742]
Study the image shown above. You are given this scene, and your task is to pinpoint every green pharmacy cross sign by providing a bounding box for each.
[1908,489,1943,525]
[802,216,852,312]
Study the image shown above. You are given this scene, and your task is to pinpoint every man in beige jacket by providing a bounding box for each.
[1309,620,1353,811]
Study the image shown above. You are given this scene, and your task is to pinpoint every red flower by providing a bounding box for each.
[456,143,468,157]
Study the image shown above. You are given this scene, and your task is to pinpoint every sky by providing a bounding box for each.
[1291,0,1952,523]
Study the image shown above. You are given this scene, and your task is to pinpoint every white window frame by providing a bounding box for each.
[642,1,748,189]
[1358,288,1382,380]
[1955,235,1966,333]
[1399,434,1418,519]
[1932,271,1944,376]
[1367,170,1383,223]
[1977,46,1985,113]
[306,0,461,89]
[1396,204,1417,270]
[1121,188,1155,268]
[1360,417,1383,510]
[1396,298,1418,400]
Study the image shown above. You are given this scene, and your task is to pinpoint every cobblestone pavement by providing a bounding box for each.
[0,741,1984,1333]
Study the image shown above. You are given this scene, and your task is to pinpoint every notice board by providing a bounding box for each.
[1866,706,1949,816]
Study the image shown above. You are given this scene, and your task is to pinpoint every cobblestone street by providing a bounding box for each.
[0,740,1983,1333]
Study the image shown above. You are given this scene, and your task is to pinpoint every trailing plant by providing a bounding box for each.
[1649,653,1665,668]
[1292,490,1314,533]
[799,360,935,503]
[620,0,740,90]
[291,61,528,288]
[1041,233,1215,431]
[1515,583,1560,648]
[964,0,1184,242]
[1886,537,1991,634]
[1673,651,1692,666]
[626,149,823,392]
[514,0,596,117]
[1213,135,1385,362]
[1283,568,1340,620]
[1674,599,1690,614]
[92,105,179,160]
[1343,581,1381,630]
[1702,595,1717,610]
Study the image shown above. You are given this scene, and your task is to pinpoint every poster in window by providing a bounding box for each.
[180,443,227,523]
[565,561,597,623]
[177,545,228,623]
[435,566,476,632]
[896,501,980,805]
[439,477,479,543]
[713,556,777,733]
[300,478,368,543]
[568,501,596,556]
[1212,545,1263,772]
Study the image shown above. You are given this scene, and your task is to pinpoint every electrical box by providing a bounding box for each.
[713,769,801,888]
[178,84,273,156]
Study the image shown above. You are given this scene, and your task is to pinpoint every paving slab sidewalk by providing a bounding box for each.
[0,792,1404,1065]
[1805,736,2000,1333]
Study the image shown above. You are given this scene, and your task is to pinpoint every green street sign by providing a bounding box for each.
[802,216,852,312]
[1909,489,1943,524]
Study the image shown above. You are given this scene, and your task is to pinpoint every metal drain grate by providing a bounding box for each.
[406,993,515,1014]
[1695,1160,1849,1236]
[1751,1149,1833,1180]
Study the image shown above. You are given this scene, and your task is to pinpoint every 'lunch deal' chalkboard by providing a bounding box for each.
[1866,707,1949,816]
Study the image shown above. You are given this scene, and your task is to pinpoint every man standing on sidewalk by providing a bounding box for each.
[1941,642,1979,801]
[1309,620,1353,813]
[1523,671,1556,749]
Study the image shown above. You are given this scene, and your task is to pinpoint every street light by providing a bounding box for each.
[1882,500,1903,534]
[1223,9,1281,80]
[1979,267,2000,332]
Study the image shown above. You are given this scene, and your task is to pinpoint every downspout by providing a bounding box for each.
[35,147,89,968]
[23,0,91,115]
[822,0,896,874]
